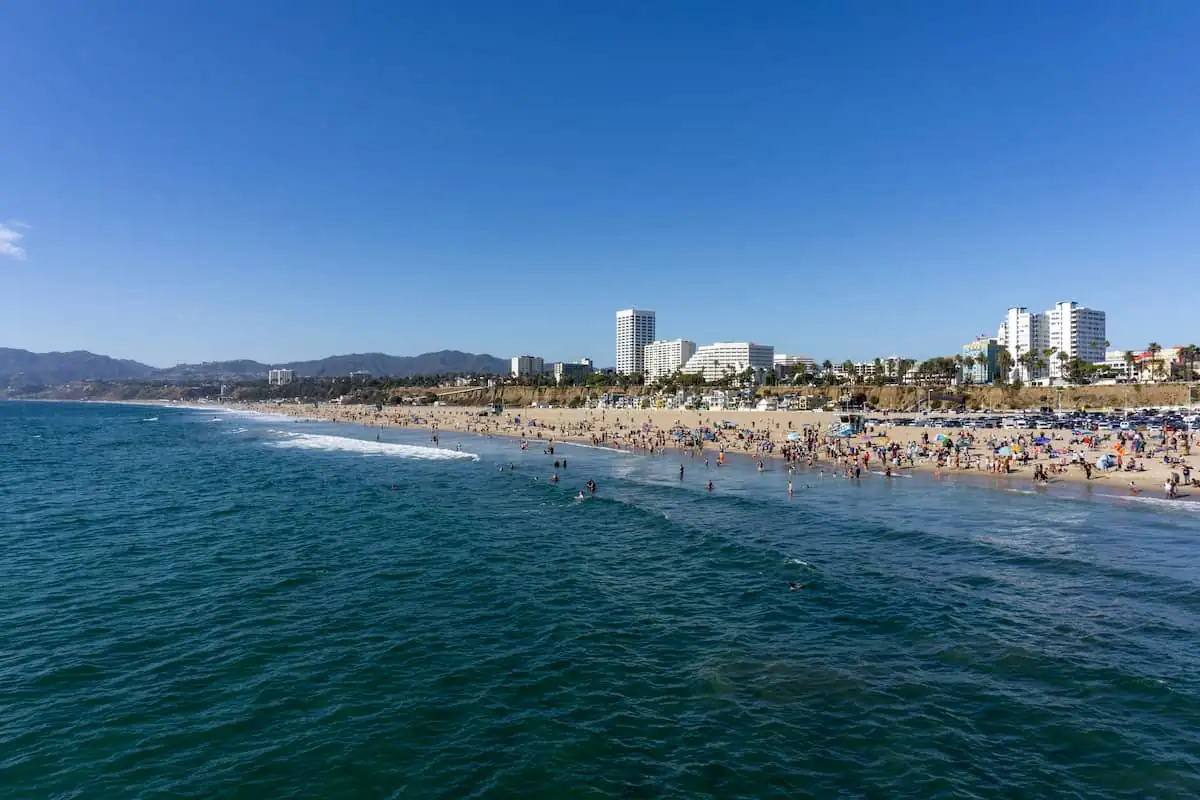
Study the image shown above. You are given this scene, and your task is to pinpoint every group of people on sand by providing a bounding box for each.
[245,400,1197,503]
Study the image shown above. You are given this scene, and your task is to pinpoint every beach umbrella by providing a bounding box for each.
[1034,436,1050,445]
[935,433,950,443]
[787,432,801,441]
[997,446,1014,457]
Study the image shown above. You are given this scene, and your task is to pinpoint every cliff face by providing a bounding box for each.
[440,383,1192,411]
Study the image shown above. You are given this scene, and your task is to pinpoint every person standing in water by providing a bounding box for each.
[679,464,685,480]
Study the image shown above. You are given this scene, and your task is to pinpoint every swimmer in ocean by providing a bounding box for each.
[707,480,713,491]
[551,473,559,483]
[576,491,585,501]
[788,583,806,591]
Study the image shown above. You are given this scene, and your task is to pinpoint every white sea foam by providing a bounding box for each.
[265,430,479,461]
[142,417,158,422]
[559,441,637,455]
[227,427,249,434]
[1120,495,1200,512]
[787,558,813,567]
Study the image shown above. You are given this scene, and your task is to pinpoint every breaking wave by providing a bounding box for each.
[265,430,478,461]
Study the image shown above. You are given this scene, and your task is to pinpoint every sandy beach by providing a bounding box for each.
[217,401,1197,500]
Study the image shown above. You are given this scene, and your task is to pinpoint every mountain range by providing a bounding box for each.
[0,348,510,386]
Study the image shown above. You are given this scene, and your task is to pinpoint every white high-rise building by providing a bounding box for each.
[615,309,656,375]
[510,355,544,377]
[268,368,295,385]
[682,342,775,383]
[1047,301,1106,379]
[643,339,697,383]
[997,307,1049,382]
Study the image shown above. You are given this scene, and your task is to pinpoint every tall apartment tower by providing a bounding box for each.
[1047,301,1106,378]
[996,307,1049,382]
[615,309,656,375]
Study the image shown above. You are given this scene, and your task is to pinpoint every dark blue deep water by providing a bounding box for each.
[2,401,1199,798]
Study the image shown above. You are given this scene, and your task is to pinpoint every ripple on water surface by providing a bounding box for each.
[1,401,1199,799]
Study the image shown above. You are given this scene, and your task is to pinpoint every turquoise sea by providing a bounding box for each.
[2,400,1199,798]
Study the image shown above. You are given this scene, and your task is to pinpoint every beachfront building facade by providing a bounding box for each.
[643,339,697,384]
[1047,301,1107,380]
[553,358,594,385]
[1100,350,1138,382]
[510,355,545,378]
[615,309,656,375]
[773,354,816,379]
[268,368,295,385]
[961,338,1001,384]
[997,306,1050,382]
[682,342,775,384]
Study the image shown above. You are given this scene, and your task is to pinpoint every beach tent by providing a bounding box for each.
[787,432,801,441]
[1034,436,1051,445]
[1096,454,1116,469]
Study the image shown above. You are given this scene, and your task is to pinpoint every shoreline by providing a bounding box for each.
[207,400,1198,507]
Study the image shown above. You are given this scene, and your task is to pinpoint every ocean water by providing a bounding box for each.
[2,401,1199,799]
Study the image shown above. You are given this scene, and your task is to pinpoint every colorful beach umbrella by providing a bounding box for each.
[997,446,1014,457]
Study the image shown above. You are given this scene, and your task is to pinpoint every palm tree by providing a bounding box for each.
[1123,350,1137,383]
[995,349,1014,385]
[1187,344,1199,381]
[1148,342,1162,382]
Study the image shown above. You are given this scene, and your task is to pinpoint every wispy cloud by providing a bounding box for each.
[0,220,29,260]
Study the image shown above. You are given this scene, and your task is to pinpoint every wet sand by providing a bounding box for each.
[219,402,1196,501]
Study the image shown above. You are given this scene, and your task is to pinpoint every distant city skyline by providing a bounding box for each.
[2,3,1198,365]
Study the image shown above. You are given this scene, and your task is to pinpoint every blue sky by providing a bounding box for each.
[1,0,1198,367]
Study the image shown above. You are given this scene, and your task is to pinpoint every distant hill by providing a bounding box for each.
[281,350,509,378]
[1,347,509,385]
[157,350,509,380]
[0,348,155,387]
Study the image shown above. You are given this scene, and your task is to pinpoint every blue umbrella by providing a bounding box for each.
[997,446,1014,457]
